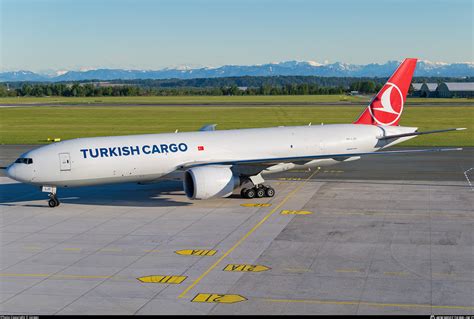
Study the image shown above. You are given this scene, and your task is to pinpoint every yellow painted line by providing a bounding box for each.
[178,169,319,299]
[280,210,313,215]
[277,177,303,181]
[384,271,409,276]
[143,249,160,253]
[433,272,457,277]
[192,293,247,304]
[23,246,42,250]
[137,275,187,284]
[240,203,272,207]
[263,298,474,310]
[175,249,217,256]
[336,269,362,273]
[63,248,81,251]
[223,264,270,272]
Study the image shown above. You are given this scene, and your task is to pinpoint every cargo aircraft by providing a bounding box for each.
[6,58,465,207]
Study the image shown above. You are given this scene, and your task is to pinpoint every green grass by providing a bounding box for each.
[0,95,368,104]
[0,104,472,146]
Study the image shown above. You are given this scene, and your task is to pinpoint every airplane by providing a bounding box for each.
[5,58,465,207]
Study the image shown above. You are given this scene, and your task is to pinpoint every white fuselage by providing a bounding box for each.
[6,124,416,187]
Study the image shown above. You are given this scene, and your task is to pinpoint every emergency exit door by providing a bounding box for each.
[59,153,71,171]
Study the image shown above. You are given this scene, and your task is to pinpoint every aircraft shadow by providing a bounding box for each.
[0,180,192,207]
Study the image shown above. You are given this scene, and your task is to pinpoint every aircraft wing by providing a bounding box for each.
[377,128,466,140]
[178,147,463,170]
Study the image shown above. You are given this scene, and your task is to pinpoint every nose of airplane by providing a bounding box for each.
[5,164,17,180]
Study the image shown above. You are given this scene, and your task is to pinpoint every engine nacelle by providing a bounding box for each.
[183,165,239,200]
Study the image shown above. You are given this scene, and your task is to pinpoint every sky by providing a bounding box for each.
[1,0,472,72]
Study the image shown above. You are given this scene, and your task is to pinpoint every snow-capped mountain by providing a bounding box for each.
[1,60,472,82]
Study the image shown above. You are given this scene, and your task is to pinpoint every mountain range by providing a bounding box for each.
[1,60,472,82]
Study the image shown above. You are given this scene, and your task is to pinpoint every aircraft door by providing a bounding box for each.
[59,153,71,171]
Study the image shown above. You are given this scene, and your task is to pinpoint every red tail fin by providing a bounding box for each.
[354,58,417,126]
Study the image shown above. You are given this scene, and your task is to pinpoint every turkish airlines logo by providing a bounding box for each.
[368,82,404,125]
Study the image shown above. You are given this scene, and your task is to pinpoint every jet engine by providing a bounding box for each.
[183,165,239,200]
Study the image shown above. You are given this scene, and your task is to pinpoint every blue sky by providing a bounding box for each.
[1,0,472,72]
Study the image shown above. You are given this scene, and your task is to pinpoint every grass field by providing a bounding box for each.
[0,95,367,104]
[0,98,472,146]
[1,95,472,105]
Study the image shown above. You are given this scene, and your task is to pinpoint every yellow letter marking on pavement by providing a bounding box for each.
[223,264,270,272]
[240,203,272,207]
[191,293,247,304]
[175,249,217,256]
[137,275,187,284]
[280,210,313,215]
[178,169,319,299]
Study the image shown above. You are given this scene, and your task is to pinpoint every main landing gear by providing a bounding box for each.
[42,185,60,208]
[240,185,275,199]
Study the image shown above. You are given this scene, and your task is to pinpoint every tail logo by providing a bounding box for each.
[368,82,404,126]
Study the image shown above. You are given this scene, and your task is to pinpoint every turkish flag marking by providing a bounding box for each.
[198,146,205,151]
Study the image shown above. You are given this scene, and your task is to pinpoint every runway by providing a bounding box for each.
[0,146,472,314]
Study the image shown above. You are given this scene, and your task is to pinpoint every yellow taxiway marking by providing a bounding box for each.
[175,249,217,256]
[240,203,272,207]
[263,298,474,310]
[23,246,42,250]
[433,272,457,277]
[277,177,303,181]
[223,264,270,272]
[192,293,247,304]
[280,210,313,215]
[137,275,187,284]
[336,269,362,273]
[63,248,81,251]
[143,249,160,253]
[178,169,319,299]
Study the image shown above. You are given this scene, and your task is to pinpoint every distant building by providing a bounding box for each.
[436,82,474,98]
[411,83,423,97]
[419,83,438,98]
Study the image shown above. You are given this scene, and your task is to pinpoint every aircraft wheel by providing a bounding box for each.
[245,188,256,199]
[256,187,266,198]
[240,188,248,198]
[265,187,275,197]
[48,199,57,208]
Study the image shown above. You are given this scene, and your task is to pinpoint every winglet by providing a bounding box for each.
[199,124,217,132]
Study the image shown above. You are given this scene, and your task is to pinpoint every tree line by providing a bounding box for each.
[1,75,471,97]
[0,81,381,97]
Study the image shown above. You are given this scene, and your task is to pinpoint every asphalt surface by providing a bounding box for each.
[0,145,472,314]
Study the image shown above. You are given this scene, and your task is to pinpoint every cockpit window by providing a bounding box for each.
[15,158,33,164]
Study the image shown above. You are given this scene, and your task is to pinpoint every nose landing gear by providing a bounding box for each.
[42,185,60,208]
[48,193,60,207]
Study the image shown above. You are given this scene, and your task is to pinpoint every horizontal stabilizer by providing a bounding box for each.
[377,128,466,140]
[199,124,218,132]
